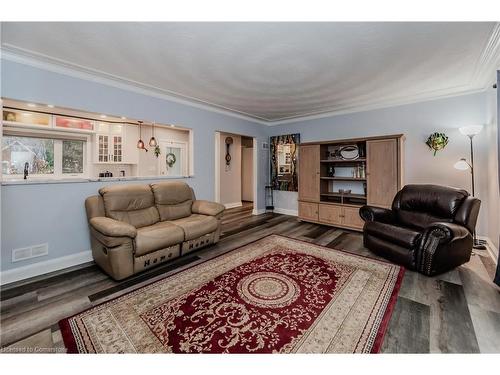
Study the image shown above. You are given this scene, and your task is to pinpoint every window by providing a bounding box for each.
[2,136,54,176]
[2,135,87,179]
[62,140,85,174]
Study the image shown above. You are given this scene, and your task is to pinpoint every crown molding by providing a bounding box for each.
[264,85,489,126]
[0,46,270,125]
[471,22,500,86]
[2,22,499,127]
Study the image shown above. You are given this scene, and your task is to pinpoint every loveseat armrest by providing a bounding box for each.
[359,205,395,224]
[192,200,225,218]
[421,222,470,244]
[89,217,137,238]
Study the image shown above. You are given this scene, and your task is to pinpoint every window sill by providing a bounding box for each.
[1,175,195,186]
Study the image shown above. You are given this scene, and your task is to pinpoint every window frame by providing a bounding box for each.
[2,128,91,180]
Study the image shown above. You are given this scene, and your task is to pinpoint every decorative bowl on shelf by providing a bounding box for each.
[339,145,359,160]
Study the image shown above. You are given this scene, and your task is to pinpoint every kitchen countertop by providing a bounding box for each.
[1,175,195,186]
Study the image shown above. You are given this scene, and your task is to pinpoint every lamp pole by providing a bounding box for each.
[468,134,475,197]
[466,133,486,250]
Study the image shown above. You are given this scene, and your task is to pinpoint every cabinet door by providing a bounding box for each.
[112,135,123,162]
[97,134,110,162]
[298,202,319,222]
[342,206,365,230]
[298,144,320,201]
[318,204,342,225]
[366,139,398,208]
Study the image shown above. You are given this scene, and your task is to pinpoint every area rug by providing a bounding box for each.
[59,235,404,353]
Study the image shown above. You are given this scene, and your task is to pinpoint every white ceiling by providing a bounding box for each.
[1,22,499,124]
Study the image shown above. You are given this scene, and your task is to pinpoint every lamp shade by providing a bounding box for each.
[459,125,483,137]
[454,158,470,170]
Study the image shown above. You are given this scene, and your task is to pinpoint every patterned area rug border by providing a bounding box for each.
[59,234,405,353]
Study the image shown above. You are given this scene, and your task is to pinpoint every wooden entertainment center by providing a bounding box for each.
[298,134,404,231]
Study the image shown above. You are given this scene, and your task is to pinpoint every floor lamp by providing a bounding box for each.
[454,125,487,250]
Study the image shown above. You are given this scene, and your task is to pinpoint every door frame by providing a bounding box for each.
[214,132,259,215]
[157,139,188,177]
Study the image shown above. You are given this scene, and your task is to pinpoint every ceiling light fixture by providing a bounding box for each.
[27,103,37,108]
[121,116,127,120]
[47,104,55,108]
[137,121,147,152]
[149,121,158,147]
[100,114,107,119]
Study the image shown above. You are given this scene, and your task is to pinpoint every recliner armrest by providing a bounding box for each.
[359,205,394,223]
[89,217,137,238]
[421,222,470,243]
[192,200,225,217]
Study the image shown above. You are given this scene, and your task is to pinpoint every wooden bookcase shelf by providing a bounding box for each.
[320,177,366,181]
[320,158,366,163]
[298,134,404,231]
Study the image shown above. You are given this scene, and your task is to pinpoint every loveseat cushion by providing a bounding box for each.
[364,221,421,248]
[151,181,194,221]
[170,214,218,241]
[99,184,159,228]
[134,221,185,256]
[192,200,225,217]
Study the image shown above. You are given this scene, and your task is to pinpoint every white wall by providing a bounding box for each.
[137,124,189,176]
[241,146,254,202]
[267,91,498,242]
[219,132,242,207]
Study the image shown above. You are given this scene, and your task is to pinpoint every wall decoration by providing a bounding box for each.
[166,152,177,168]
[270,133,300,191]
[426,132,449,156]
[225,137,233,166]
[153,145,161,158]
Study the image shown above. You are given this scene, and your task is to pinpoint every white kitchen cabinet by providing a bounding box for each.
[94,123,138,164]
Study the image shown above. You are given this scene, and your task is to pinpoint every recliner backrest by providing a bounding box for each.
[99,184,160,228]
[392,184,469,230]
[150,181,194,221]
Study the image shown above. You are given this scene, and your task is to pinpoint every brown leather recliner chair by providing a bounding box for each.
[85,181,225,280]
[359,184,481,276]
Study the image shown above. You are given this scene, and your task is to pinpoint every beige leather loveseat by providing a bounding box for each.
[85,181,225,280]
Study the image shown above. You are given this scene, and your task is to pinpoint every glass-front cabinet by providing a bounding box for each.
[94,123,124,163]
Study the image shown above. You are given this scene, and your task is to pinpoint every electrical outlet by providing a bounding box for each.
[12,243,49,262]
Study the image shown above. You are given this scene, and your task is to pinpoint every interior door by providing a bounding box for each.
[158,140,187,176]
[298,144,320,201]
[366,139,398,208]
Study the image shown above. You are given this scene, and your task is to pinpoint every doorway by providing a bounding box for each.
[214,132,257,213]
[157,140,188,177]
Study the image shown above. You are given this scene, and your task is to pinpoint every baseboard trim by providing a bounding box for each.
[252,208,266,215]
[273,208,298,216]
[224,202,243,209]
[0,250,93,286]
[477,236,499,264]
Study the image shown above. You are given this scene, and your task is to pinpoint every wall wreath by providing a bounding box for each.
[166,153,176,168]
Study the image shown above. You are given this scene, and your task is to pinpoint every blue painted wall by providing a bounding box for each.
[1,59,268,271]
[266,91,495,239]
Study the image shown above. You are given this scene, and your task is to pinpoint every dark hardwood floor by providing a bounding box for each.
[1,203,499,353]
